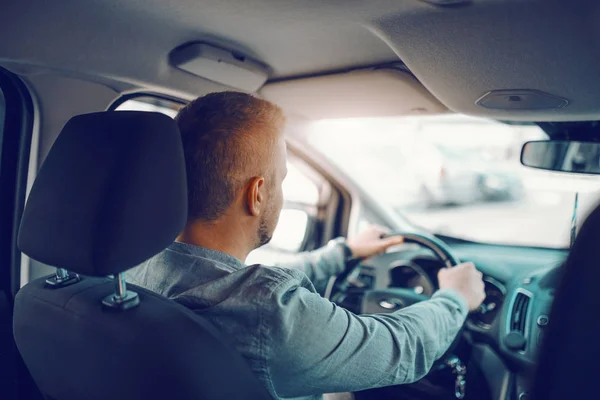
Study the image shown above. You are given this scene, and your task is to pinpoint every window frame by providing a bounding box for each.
[0,66,36,400]
[0,67,34,298]
[285,138,350,245]
[108,92,188,111]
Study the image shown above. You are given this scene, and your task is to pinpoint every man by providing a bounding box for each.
[129,92,485,400]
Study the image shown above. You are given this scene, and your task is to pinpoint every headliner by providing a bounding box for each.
[2,0,600,121]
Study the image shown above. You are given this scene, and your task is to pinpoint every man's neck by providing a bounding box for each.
[176,218,253,263]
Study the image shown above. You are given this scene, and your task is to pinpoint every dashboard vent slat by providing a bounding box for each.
[510,292,531,335]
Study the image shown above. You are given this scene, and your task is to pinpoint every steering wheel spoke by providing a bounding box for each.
[362,288,430,314]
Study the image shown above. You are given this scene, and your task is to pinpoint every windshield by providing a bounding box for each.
[304,115,600,249]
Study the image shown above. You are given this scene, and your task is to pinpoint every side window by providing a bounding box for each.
[115,96,183,117]
[354,207,387,236]
[115,96,323,265]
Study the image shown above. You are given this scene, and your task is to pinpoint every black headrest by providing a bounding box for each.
[18,111,187,276]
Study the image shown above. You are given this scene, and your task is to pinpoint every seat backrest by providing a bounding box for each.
[531,200,600,399]
[14,277,271,400]
[13,111,271,400]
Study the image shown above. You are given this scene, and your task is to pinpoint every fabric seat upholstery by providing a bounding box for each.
[15,277,271,400]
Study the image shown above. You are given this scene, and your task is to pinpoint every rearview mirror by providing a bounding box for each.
[521,140,600,174]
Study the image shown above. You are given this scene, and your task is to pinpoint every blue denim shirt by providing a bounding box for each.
[128,242,468,400]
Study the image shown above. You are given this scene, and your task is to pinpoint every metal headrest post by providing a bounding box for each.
[45,268,80,288]
[102,272,140,311]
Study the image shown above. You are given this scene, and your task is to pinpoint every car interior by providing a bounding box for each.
[2,1,600,400]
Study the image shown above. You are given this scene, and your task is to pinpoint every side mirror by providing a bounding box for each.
[267,208,311,253]
[521,140,600,174]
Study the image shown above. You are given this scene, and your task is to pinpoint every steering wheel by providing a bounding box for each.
[330,232,461,301]
[329,232,464,359]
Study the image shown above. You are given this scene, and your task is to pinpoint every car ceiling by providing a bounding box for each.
[2,0,600,121]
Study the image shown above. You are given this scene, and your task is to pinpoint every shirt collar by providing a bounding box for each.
[169,241,246,272]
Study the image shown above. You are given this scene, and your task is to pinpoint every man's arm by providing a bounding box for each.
[277,226,404,295]
[276,243,346,294]
[265,263,484,398]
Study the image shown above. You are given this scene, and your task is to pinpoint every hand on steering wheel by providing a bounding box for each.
[331,230,462,302]
[330,226,404,295]
[330,231,485,360]
[346,226,405,259]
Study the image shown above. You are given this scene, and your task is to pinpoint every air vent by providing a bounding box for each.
[510,291,531,335]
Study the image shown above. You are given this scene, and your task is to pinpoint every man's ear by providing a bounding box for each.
[246,176,265,217]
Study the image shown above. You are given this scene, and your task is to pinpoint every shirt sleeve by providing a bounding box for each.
[265,274,468,398]
[276,243,346,295]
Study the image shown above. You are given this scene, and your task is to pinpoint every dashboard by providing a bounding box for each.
[339,238,567,400]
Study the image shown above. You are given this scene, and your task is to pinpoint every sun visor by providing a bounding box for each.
[260,69,447,119]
